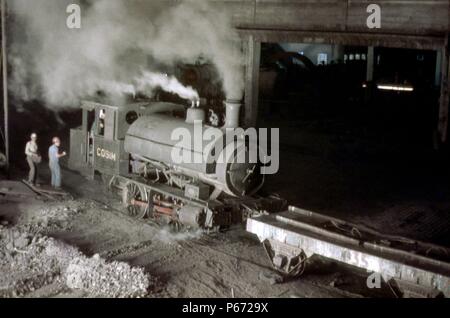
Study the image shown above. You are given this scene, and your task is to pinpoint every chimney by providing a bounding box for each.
[224,99,242,129]
[186,107,205,124]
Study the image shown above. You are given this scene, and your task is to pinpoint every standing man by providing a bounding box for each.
[49,137,67,190]
[25,133,41,185]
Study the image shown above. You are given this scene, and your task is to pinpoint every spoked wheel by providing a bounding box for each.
[263,240,307,279]
[122,182,148,219]
[283,252,307,278]
[168,220,183,232]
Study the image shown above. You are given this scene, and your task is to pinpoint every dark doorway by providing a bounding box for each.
[259,42,449,246]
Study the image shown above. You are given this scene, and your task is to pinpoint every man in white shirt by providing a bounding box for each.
[25,133,40,185]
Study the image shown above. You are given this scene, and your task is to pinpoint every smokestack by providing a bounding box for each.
[224,100,242,129]
[186,107,205,124]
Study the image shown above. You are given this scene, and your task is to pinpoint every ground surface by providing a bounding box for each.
[0,167,397,298]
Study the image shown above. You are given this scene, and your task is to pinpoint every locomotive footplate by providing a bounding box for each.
[108,175,286,230]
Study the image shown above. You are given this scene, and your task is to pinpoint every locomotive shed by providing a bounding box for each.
[1,0,450,300]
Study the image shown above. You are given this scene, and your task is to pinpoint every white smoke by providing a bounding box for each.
[136,72,199,101]
[97,81,137,99]
[8,0,244,108]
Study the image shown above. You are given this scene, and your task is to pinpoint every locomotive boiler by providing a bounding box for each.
[69,100,284,230]
[125,113,264,197]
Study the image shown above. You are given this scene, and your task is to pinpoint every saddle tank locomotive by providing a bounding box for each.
[69,100,284,230]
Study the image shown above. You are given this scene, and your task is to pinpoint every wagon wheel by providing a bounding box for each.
[284,252,307,278]
[263,240,307,279]
[122,182,148,219]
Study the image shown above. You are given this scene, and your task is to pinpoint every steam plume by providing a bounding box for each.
[8,0,244,108]
[136,72,199,101]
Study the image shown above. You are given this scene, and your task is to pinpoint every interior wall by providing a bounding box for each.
[279,43,345,65]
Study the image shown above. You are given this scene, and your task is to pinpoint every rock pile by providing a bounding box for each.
[0,230,64,297]
[0,227,152,298]
[18,200,85,231]
[66,254,150,298]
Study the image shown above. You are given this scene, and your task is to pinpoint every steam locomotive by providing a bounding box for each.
[69,100,284,230]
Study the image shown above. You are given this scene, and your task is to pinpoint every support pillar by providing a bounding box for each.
[438,36,449,144]
[244,35,261,128]
[1,0,8,172]
[364,46,375,104]
[366,47,375,82]
[435,50,442,87]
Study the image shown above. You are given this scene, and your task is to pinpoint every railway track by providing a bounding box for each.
[62,170,450,297]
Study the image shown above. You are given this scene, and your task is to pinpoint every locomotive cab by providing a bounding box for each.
[69,100,177,180]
